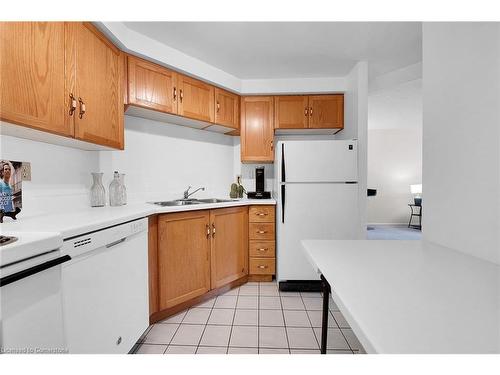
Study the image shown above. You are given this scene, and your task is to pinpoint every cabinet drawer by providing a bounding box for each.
[249,223,275,240]
[249,258,276,275]
[249,206,275,223]
[249,241,275,258]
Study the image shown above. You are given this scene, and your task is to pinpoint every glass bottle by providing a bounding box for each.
[119,173,127,205]
[109,171,123,206]
[90,172,105,207]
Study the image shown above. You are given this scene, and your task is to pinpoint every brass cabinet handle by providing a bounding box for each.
[206,224,210,239]
[173,87,177,101]
[258,265,268,269]
[257,230,267,234]
[309,107,313,116]
[69,93,77,116]
[216,101,220,112]
[78,97,86,119]
[270,140,273,151]
[258,248,268,252]
[180,89,183,103]
[256,212,268,216]
[212,223,215,238]
[304,107,308,116]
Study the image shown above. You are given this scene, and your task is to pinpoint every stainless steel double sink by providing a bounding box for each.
[151,198,235,207]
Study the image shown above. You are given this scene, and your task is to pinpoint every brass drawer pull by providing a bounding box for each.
[212,223,215,238]
[173,87,177,101]
[304,107,308,116]
[256,212,268,216]
[180,89,183,103]
[216,101,220,112]
[257,230,267,234]
[309,107,313,116]
[206,224,210,239]
[258,248,268,252]
[258,265,268,269]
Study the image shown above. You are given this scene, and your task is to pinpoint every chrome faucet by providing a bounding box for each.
[183,186,205,199]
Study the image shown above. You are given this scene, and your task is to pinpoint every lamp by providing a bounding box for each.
[410,184,422,206]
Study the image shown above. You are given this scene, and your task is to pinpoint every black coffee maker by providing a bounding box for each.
[247,166,271,199]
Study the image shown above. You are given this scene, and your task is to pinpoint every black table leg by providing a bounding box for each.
[320,274,331,354]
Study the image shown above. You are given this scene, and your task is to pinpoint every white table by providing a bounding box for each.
[302,240,500,353]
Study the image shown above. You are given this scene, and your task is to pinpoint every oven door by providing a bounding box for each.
[0,252,69,354]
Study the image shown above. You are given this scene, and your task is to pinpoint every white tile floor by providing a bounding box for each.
[134,281,366,354]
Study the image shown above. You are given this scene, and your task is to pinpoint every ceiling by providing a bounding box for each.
[122,22,422,79]
[368,79,422,130]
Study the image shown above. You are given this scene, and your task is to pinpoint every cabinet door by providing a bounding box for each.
[0,22,73,137]
[158,211,211,310]
[308,94,344,129]
[215,88,239,129]
[274,96,309,129]
[71,22,124,149]
[178,75,215,123]
[127,56,178,114]
[210,207,248,289]
[240,96,274,163]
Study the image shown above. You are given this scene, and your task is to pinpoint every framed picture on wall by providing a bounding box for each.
[0,159,23,222]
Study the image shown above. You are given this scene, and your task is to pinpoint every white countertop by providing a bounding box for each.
[302,239,500,354]
[0,198,276,253]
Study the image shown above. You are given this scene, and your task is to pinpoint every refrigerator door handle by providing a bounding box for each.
[281,184,286,223]
[281,143,286,183]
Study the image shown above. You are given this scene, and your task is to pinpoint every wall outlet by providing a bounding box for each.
[21,162,31,181]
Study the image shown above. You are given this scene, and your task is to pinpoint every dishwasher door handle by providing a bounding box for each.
[0,255,71,287]
[105,237,127,248]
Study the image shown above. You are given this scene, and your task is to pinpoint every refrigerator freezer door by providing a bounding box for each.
[278,140,357,183]
[276,183,360,282]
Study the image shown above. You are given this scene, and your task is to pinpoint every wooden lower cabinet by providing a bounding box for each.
[152,207,249,319]
[248,205,276,281]
[210,207,248,289]
[157,210,211,310]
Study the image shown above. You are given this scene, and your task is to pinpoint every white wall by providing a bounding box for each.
[338,61,369,238]
[99,116,235,203]
[0,116,236,217]
[367,129,422,224]
[367,79,422,224]
[422,23,500,265]
[0,134,99,217]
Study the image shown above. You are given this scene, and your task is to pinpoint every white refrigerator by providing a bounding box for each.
[274,139,361,283]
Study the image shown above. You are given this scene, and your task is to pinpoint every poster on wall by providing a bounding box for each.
[0,160,23,223]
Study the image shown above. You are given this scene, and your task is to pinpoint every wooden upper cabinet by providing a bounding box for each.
[274,96,309,129]
[127,56,178,114]
[210,207,248,289]
[240,96,274,163]
[157,210,211,310]
[0,22,73,137]
[215,88,239,129]
[308,94,344,129]
[177,74,215,123]
[71,23,124,149]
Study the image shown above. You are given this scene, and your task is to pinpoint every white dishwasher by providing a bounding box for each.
[60,218,149,354]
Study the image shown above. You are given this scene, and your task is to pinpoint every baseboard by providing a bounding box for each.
[278,280,322,292]
[367,222,408,226]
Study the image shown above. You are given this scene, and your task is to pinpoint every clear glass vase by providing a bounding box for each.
[119,173,127,205]
[109,171,123,207]
[90,172,106,207]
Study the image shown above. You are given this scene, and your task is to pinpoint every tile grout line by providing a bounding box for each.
[279,286,292,354]
[225,286,239,354]
[300,293,321,351]
[162,310,188,353]
[193,296,217,353]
